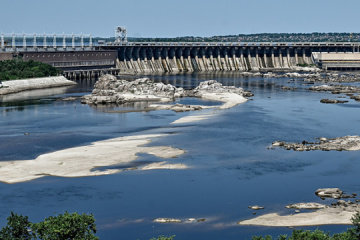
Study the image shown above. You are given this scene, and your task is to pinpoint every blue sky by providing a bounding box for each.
[1,0,359,38]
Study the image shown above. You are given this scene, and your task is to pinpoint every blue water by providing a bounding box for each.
[0,72,359,240]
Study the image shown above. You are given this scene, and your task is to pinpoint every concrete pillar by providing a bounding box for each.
[43,34,47,48]
[279,48,283,68]
[263,48,267,68]
[12,34,15,50]
[33,34,37,50]
[271,48,275,68]
[23,34,26,49]
[286,48,290,67]
[302,48,306,63]
[295,48,298,65]
[1,33,4,51]
[89,34,93,48]
[255,48,260,69]
[240,48,245,71]
[81,34,84,49]
[63,34,66,49]
[53,34,57,49]
[72,34,75,49]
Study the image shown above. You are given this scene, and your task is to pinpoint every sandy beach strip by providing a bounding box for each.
[0,76,76,95]
[238,207,359,227]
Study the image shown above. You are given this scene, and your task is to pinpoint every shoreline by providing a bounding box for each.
[0,76,77,95]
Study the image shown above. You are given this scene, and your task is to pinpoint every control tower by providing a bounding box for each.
[115,26,127,43]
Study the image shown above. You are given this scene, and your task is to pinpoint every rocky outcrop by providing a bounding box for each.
[305,72,360,83]
[350,94,360,101]
[0,76,76,95]
[188,80,254,98]
[286,202,327,209]
[309,84,360,94]
[82,75,184,105]
[248,205,265,210]
[153,217,207,223]
[272,136,360,151]
[315,188,356,199]
[320,98,348,104]
[82,75,253,111]
[153,218,182,223]
[315,188,343,199]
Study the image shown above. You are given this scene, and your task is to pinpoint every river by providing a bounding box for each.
[0,72,359,239]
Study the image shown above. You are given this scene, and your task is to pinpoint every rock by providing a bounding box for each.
[62,97,79,101]
[153,218,182,223]
[197,218,206,222]
[320,99,348,104]
[83,75,181,105]
[272,136,360,151]
[286,202,327,209]
[281,86,297,91]
[83,76,253,110]
[272,141,285,147]
[350,95,360,101]
[315,188,343,199]
[249,205,265,210]
[309,84,360,94]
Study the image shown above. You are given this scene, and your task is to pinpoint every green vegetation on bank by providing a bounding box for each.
[0,57,61,81]
[0,212,98,240]
[2,212,360,239]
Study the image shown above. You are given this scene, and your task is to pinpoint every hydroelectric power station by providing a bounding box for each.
[1,29,360,79]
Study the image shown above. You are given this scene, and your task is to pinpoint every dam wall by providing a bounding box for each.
[114,46,315,73]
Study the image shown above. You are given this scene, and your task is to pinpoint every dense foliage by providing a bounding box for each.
[0,57,61,81]
[0,212,98,240]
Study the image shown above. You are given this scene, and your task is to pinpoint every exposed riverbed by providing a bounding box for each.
[0,72,359,239]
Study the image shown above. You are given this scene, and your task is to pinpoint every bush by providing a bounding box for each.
[0,57,61,81]
[0,212,36,240]
[0,212,98,240]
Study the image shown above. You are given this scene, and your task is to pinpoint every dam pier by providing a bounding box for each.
[2,32,360,79]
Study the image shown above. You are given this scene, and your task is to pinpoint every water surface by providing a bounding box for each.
[0,72,359,239]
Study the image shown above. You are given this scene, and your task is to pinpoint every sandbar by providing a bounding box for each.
[0,76,76,95]
[0,134,186,184]
[238,206,359,227]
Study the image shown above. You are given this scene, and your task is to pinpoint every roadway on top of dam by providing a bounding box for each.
[101,42,360,48]
[2,42,360,53]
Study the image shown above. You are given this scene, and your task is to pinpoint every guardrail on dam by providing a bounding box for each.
[99,42,360,73]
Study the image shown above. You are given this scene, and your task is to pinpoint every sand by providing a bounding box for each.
[0,134,186,184]
[0,76,77,95]
[238,206,360,227]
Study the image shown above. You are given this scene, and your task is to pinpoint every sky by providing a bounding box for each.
[1,0,360,38]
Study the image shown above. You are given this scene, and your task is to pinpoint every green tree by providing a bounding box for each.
[32,212,98,240]
[0,212,36,240]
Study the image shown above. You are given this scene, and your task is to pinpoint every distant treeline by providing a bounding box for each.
[125,32,360,43]
[0,57,61,81]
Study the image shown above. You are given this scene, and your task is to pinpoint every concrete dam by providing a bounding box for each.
[114,44,313,73]
[3,35,360,79]
[101,42,360,74]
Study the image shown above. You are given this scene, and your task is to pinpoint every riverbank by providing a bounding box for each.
[0,76,76,95]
